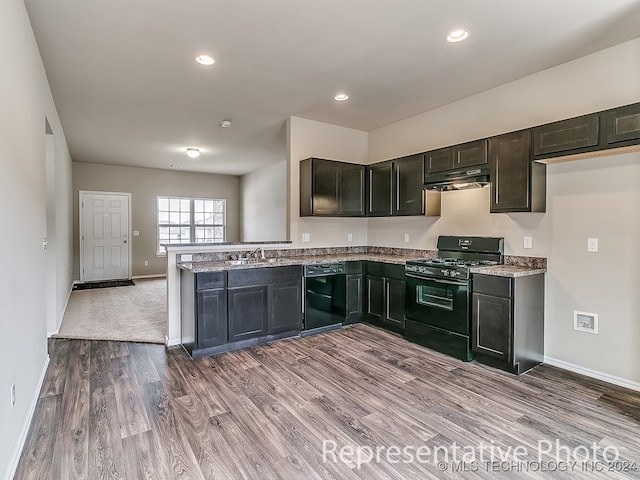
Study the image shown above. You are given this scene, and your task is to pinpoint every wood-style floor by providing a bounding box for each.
[14,324,640,479]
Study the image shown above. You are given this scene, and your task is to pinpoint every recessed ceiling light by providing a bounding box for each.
[446,29,470,43]
[334,93,349,102]
[219,120,232,128]
[195,55,214,66]
[186,148,200,158]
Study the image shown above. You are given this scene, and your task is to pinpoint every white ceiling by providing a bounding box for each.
[24,0,640,176]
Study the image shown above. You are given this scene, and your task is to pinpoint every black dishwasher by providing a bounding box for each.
[303,263,346,334]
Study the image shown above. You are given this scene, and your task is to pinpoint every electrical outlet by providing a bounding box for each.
[11,383,15,408]
[403,233,410,243]
[524,236,533,249]
[133,230,140,236]
[587,238,598,253]
[302,233,310,242]
[347,233,353,242]
[144,260,149,266]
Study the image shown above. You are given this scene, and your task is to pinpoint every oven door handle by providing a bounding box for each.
[405,273,468,286]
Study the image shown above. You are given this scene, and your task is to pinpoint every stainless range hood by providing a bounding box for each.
[423,166,491,191]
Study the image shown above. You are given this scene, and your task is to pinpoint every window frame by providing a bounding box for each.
[157,196,226,255]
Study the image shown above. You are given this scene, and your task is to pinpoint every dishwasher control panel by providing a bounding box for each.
[304,263,346,277]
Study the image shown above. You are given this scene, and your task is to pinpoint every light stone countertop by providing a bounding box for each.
[471,265,547,278]
[178,253,425,273]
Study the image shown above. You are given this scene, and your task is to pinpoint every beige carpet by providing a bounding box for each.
[57,278,167,344]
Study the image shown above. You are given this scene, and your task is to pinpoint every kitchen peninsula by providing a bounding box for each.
[166,242,546,371]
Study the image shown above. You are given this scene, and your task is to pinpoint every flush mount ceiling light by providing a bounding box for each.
[334,93,349,101]
[219,120,232,128]
[446,29,470,43]
[194,54,214,66]
[186,148,200,158]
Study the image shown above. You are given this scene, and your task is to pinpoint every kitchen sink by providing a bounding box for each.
[224,258,282,266]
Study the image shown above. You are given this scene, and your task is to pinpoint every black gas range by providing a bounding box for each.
[405,236,504,361]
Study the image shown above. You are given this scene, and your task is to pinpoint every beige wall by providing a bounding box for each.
[287,116,369,247]
[366,38,640,385]
[0,0,74,477]
[72,162,241,278]
[240,160,287,242]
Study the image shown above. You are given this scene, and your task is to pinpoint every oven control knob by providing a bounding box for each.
[441,269,448,276]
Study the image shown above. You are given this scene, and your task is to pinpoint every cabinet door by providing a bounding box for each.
[489,130,532,212]
[384,278,405,328]
[453,139,488,168]
[424,147,454,174]
[366,275,385,320]
[366,163,393,216]
[268,281,302,334]
[339,163,365,215]
[196,288,227,348]
[606,103,640,144]
[533,114,599,156]
[394,155,425,216]
[312,159,340,215]
[228,286,268,342]
[345,273,363,324]
[472,293,512,362]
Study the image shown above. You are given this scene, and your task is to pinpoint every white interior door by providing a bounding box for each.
[80,191,131,282]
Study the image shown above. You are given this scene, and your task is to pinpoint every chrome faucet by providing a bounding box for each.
[250,247,265,259]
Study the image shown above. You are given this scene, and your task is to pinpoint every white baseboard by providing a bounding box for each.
[132,274,167,280]
[544,356,640,392]
[166,337,181,347]
[6,355,50,480]
[48,283,74,338]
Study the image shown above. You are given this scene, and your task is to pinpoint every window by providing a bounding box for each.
[157,196,225,254]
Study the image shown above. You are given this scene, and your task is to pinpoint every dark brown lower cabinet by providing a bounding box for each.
[364,262,405,333]
[180,270,228,357]
[345,261,364,325]
[182,265,302,358]
[228,285,269,342]
[472,273,544,374]
[269,281,303,334]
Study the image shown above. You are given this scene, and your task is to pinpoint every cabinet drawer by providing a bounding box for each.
[196,272,226,291]
[472,274,511,298]
[366,261,404,280]
[533,114,599,156]
[606,103,640,144]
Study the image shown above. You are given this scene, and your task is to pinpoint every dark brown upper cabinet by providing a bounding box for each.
[393,154,425,216]
[532,102,640,162]
[366,161,393,216]
[533,113,600,157]
[606,103,640,145]
[424,147,453,174]
[367,155,439,217]
[300,157,365,217]
[425,139,488,176]
[453,139,488,169]
[489,130,546,213]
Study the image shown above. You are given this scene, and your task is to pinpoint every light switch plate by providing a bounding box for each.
[133,230,140,236]
[302,233,310,242]
[347,233,353,242]
[524,236,532,249]
[587,238,598,253]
